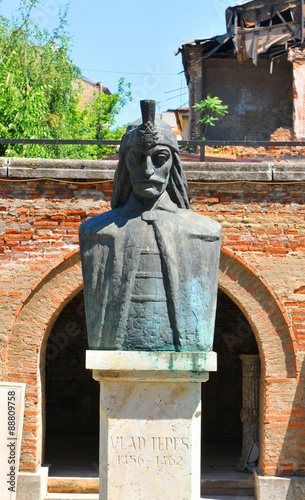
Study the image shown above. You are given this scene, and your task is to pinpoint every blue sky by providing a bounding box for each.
[0,0,234,125]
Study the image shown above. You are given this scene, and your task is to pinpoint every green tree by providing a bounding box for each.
[78,77,132,159]
[0,0,132,158]
[193,94,228,140]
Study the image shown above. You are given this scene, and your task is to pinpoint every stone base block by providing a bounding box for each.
[254,469,305,500]
[17,466,48,500]
[86,350,217,382]
[86,350,215,500]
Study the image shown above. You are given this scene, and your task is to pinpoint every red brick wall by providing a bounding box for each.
[182,43,295,141]
[1,162,305,476]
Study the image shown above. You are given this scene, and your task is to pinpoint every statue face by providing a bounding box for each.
[126,145,172,200]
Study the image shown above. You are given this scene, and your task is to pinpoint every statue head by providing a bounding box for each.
[111,100,189,209]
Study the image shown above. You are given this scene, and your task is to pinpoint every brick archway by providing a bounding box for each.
[5,249,296,472]
[219,249,296,379]
[219,249,298,474]
[5,251,83,472]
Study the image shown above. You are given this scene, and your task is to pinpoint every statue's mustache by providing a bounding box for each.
[131,176,165,185]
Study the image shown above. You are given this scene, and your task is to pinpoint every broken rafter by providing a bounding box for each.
[201,35,233,59]
[252,9,261,65]
[235,21,300,34]
[275,9,296,33]
[266,5,274,46]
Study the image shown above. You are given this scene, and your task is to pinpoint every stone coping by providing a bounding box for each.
[86,350,217,382]
[48,477,99,493]
[254,468,305,499]
[1,157,305,182]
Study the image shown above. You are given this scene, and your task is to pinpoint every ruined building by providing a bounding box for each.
[177,0,305,141]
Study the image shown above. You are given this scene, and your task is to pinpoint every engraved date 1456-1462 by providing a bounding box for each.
[111,435,190,468]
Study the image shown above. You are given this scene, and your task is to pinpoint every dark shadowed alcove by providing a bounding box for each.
[44,291,99,476]
[202,290,259,470]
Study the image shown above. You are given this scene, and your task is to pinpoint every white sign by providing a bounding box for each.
[0,383,26,500]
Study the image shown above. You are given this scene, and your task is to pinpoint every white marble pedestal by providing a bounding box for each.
[86,350,217,500]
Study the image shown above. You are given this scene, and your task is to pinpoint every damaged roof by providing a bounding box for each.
[226,0,304,64]
[178,0,305,67]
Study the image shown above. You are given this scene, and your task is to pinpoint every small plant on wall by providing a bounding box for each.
[193,94,228,140]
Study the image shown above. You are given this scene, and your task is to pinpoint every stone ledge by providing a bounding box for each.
[254,469,305,500]
[273,163,305,181]
[4,157,117,180]
[0,157,275,182]
[17,467,48,500]
[48,477,99,494]
[86,350,217,382]
[3,157,305,182]
[44,494,99,499]
[185,161,273,181]
[201,475,254,496]
[0,157,9,178]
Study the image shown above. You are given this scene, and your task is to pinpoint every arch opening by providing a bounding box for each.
[43,291,99,477]
[202,290,260,473]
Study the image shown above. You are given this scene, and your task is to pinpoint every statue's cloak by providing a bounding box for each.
[79,193,221,351]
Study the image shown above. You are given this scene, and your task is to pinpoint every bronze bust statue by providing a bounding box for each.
[79,100,221,352]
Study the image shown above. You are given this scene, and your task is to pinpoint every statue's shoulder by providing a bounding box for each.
[177,209,222,237]
[79,207,123,236]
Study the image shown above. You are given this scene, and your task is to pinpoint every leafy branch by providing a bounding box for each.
[193,94,228,140]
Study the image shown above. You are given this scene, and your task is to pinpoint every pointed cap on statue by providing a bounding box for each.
[119,99,179,154]
[140,99,156,125]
